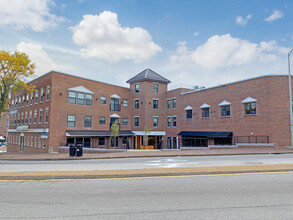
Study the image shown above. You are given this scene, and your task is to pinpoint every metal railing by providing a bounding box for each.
[234,136,269,144]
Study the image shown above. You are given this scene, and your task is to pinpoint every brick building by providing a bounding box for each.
[6,69,292,153]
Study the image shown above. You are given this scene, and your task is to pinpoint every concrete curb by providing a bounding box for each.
[1,151,293,161]
[1,164,293,180]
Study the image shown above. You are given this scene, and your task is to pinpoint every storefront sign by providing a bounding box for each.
[16,125,29,131]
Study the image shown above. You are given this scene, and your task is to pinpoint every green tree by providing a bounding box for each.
[143,126,152,146]
[0,50,35,118]
[110,123,119,147]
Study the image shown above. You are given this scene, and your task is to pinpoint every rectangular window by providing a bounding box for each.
[99,137,105,146]
[40,88,44,103]
[122,99,128,107]
[46,86,50,101]
[186,110,192,119]
[202,108,209,118]
[110,98,120,111]
[67,115,76,127]
[77,93,85,105]
[27,136,30,147]
[99,117,106,125]
[34,137,37,148]
[68,91,77,104]
[135,99,139,109]
[30,94,33,105]
[25,111,28,124]
[45,108,49,123]
[153,83,158,93]
[39,109,43,124]
[173,116,177,127]
[153,117,158,127]
[35,91,38,104]
[26,94,29,106]
[42,139,46,149]
[84,116,92,128]
[33,109,37,124]
[134,117,139,127]
[245,102,256,115]
[38,137,41,148]
[221,105,230,117]
[167,117,171,127]
[167,99,171,109]
[135,83,139,93]
[153,99,158,109]
[173,137,177,149]
[122,118,128,126]
[22,95,25,107]
[100,96,106,104]
[29,110,32,124]
[85,94,93,106]
[172,98,176,108]
[167,137,171,149]
[18,97,21,108]
[21,112,24,124]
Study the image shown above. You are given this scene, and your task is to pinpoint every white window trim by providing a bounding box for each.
[242,96,257,103]
[200,103,211,108]
[134,116,139,127]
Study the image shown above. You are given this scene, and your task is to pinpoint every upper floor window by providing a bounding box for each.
[40,88,44,103]
[153,83,158,93]
[186,110,192,119]
[68,91,76,104]
[100,96,106,104]
[110,98,120,111]
[77,93,85,105]
[122,118,128,126]
[99,117,106,125]
[245,103,256,115]
[67,115,76,128]
[153,117,158,127]
[135,99,139,109]
[22,95,25,107]
[219,100,231,117]
[30,94,33,105]
[122,99,128,107]
[200,103,210,118]
[153,99,158,109]
[26,94,29,106]
[18,97,21,108]
[242,97,257,115]
[45,108,49,123]
[173,116,177,127]
[85,94,93,106]
[221,105,230,116]
[35,91,38,104]
[29,110,32,124]
[84,116,92,128]
[134,117,139,127]
[167,117,171,127]
[11,100,14,110]
[172,98,176,108]
[202,108,209,118]
[39,109,43,124]
[135,83,139,93]
[167,99,171,109]
[33,109,37,124]
[46,86,50,101]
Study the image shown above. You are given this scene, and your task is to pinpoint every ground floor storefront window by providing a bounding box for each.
[182,137,208,147]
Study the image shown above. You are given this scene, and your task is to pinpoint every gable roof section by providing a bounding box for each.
[68,86,94,94]
[126,68,171,84]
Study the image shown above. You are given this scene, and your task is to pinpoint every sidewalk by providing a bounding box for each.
[0,147,292,160]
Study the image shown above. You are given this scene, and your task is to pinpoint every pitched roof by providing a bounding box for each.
[126,68,171,84]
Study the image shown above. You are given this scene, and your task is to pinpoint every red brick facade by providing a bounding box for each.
[6,70,292,153]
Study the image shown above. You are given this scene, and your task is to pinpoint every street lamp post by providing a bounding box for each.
[288,49,293,148]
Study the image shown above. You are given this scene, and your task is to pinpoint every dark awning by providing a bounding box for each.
[66,130,134,137]
[178,131,233,138]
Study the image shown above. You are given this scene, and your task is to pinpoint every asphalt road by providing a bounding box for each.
[0,154,293,172]
[0,172,292,219]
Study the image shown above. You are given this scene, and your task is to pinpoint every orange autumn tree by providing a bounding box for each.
[0,50,36,118]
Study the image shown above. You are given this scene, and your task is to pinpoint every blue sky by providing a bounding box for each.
[0,0,292,88]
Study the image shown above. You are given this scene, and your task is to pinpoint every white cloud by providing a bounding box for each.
[16,41,57,75]
[72,11,162,63]
[235,14,252,26]
[165,34,288,87]
[0,0,65,32]
[193,31,200,36]
[265,10,283,22]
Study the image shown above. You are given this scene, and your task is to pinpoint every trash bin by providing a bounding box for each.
[69,145,76,157]
[76,144,83,157]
